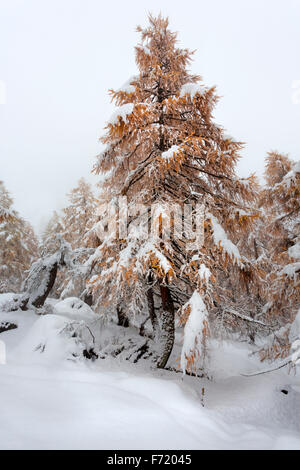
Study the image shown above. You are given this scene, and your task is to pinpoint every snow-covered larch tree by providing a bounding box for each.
[36,180,98,302]
[41,210,64,256]
[91,15,258,370]
[59,178,99,299]
[39,210,66,298]
[0,181,38,293]
[259,152,300,361]
[62,178,98,250]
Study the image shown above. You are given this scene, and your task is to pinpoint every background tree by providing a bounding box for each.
[60,178,98,299]
[62,178,98,249]
[39,179,98,300]
[259,152,300,361]
[0,181,38,292]
[41,210,64,256]
[39,210,65,298]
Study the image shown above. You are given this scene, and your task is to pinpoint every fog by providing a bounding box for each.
[0,0,299,232]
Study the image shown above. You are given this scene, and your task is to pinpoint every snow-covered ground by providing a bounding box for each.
[0,295,300,450]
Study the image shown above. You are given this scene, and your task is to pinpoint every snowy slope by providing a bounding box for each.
[0,298,300,450]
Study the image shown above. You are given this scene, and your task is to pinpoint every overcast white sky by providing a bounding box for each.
[0,0,300,233]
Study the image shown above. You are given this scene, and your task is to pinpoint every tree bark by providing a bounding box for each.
[117,306,130,327]
[157,284,175,369]
[21,261,59,310]
[83,292,93,307]
[147,287,159,338]
[32,262,58,308]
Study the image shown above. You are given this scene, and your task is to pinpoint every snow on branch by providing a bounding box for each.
[242,321,300,377]
[117,76,137,94]
[282,160,300,189]
[0,206,13,221]
[207,213,243,267]
[281,262,300,280]
[161,145,181,162]
[289,242,300,261]
[21,236,91,310]
[181,291,209,374]
[138,241,174,279]
[291,339,300,366]
[107,103,134,126]
[180,83,205,100]
[198,263,212,283]
[223,309,276,329]
[241,359,292,377]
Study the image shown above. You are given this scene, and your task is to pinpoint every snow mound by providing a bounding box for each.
[53,297,96,321]
[13,314,94,365]
[0,293,21,311]
[1,307,300,449]
[0,293,16,306]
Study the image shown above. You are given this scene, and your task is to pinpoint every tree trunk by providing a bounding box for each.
[117,306,130,327]
[83,292,93,307]
[157,284,175,369]
[147,287,159,338]
[21,261,59,310]
[32,262,59,308]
